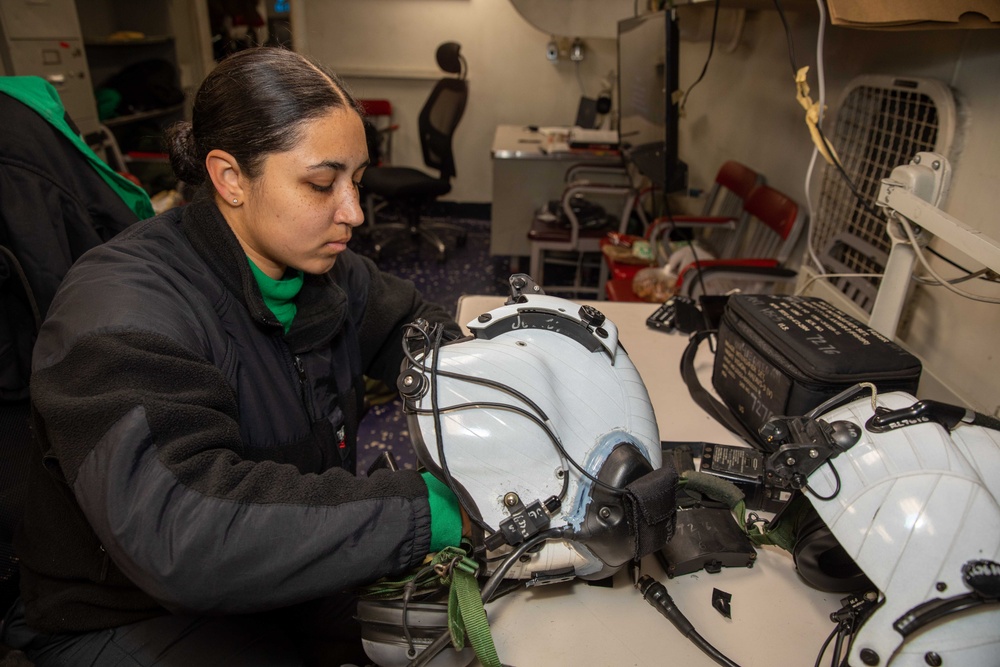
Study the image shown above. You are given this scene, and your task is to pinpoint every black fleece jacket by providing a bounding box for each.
[16,194,460,634]
[0,91,139,401]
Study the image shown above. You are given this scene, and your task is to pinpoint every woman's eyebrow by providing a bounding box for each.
[307,160,347,172]
[308,158,370,172]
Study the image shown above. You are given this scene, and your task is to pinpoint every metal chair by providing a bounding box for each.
[360,43,469,262]
[674,184,806,298]
[526,168,643,299]
[604,183,805,302]
[602,160,764,298]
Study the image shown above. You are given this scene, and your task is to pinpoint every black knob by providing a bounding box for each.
[396,369,426,399]
[829,420,862,450]
[578,305,605,327]
[860,648,880,665]
[759,419,789,444]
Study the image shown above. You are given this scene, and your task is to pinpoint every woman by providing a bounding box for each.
[3,47,464,666]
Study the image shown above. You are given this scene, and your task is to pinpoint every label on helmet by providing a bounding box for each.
[963,559,1000,599]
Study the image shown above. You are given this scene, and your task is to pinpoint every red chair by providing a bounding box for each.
[358,98,397,166]
[607,183,806,302]
[602,160,763,298]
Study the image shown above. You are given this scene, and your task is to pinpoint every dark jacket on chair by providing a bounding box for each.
[17,194,459,634]
[0,80,146,402]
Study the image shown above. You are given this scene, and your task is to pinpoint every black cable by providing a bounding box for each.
[0,245,42,333]
[407,528,567,667]
[805,382,871,420]
[679,0,721,113]
[411,401,587,501]
[768,0,981,294]
[401,577,420,659]
[402,323,550,421]
[407,628,452,667]
[424,326,495,536]
[403,325,629,496]
[771,0,798,77]
[414,401,572,502]
[638,575,742,667]
[814,125,882,218]
[813,108,1000,289]
[914,267,990,286]
[481,528,568,602]
[658,196,717,350]
[925,246,1000,282]
[481,577,524,602]
[813,624,840,667]
[411,398,625,497]
[660,193,713,300]
[804,460,841,501]
[428,326,459,500]
[770,0,879,237]
[830,625,847,667]
[970,410,1000,433]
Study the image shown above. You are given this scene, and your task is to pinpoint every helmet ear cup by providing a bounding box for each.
[793,505,874,594]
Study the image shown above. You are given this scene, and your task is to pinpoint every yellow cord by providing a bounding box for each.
[795,66,840,166]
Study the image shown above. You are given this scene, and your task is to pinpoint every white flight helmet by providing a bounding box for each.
[398,289,661,582]
[805,391,1000,667]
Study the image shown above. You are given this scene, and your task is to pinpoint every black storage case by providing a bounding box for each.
[712,295,922,439]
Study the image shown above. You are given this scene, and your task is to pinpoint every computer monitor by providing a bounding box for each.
[617,10,687,193]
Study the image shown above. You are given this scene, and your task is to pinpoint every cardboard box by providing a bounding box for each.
[827,0,1000,30]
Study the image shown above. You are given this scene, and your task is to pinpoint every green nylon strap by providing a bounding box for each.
[357,546,501,666]
[677,465,814,555]
[745,493,813,552]
[449,567,501,667]
[676,471,808,554]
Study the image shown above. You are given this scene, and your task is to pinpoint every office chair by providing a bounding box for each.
[360,42,469,262]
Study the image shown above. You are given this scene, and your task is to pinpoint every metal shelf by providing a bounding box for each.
[102,104,184,128]
[84,35,174,47]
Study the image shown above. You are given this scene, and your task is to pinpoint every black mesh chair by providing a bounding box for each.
[361,42,469,262]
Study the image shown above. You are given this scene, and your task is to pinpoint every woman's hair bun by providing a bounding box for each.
[165,121,206,186]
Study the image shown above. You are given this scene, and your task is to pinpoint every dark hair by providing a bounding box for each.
[165,47,363,187]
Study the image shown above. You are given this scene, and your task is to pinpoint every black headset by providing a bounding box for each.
[792,502,873,594]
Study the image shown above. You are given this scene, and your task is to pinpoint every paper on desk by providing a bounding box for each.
[541,140,572,155]
[536,127,572,154]
[568,126,619,147]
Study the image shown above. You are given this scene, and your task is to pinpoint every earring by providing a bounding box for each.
[232,198,239,204]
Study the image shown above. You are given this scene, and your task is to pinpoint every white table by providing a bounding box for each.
[490,125,621,260]
[454,296,840,667]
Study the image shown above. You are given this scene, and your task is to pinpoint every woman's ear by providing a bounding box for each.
[205,149,245,206]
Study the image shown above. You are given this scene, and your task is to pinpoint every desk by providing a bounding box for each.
[490,125,622,260]
[455,296,840,667]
